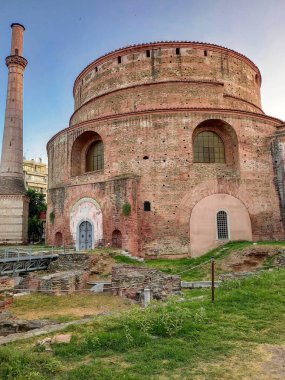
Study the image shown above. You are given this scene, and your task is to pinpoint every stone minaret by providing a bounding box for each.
[0,23,29,244]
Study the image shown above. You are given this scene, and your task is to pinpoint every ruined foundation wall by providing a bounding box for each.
[112,264,181,300]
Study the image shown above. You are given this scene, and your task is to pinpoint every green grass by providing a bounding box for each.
[1,268,285,379]
[112,254,144,265]
[10,292,132,322]
[112,240,285,281]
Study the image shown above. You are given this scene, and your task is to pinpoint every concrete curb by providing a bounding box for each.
[181,281,222,288]
[0,317,94,346]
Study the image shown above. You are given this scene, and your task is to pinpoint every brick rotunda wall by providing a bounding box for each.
[47,42,284,257]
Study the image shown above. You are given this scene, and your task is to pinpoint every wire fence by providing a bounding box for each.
[176,257,213,275]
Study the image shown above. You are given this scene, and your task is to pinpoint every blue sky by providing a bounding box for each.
[0,0,284,162]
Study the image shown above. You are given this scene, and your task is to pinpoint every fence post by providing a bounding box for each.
[143,288,152,307]
[211,257,215,303]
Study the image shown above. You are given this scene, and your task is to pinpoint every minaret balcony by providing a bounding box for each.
[5,55,28,69]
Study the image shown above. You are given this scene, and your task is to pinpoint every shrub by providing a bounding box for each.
[49,211,55,223]
[122,202,131,216]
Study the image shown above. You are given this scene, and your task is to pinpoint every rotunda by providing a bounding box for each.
[47,41,285,257]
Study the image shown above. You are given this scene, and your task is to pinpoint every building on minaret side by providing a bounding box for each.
[0,23,29,244]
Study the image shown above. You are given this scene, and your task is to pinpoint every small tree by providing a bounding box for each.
[26,189,47,243]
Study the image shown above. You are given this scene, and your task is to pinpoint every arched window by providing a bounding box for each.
[194,131,225,163]
[217,211,229,240]
[86,141,104,172]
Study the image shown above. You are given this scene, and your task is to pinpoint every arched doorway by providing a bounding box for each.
[79,221,93,250]
[112,230,122,248]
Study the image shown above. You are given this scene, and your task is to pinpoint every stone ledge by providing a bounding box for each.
[181,281,222,289]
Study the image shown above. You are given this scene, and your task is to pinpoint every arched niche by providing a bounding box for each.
[192,119,239,167]
[54,231,63,246]
[71,131,104,176]
[112,229,122,248]
[190,193,252,257]
[70,197,103,250]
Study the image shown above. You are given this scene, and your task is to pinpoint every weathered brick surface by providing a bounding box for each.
[0,296,13,311]
[18,271,89,295]
[0,276,16,291]
[48,252,113,274]
[0,24,29,244]
[111,264,181,300]
[46,42,284,257]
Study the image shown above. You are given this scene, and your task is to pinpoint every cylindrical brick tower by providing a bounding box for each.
[47,42,284,256]
[0,23,29,244]
[0,23,27,186]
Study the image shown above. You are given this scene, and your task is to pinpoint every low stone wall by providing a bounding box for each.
[18,271,89,295]
[0,276,16,291]
[0,319,51,336]
[276,254,285,267]
[0,296,13,311]
[48,252,113,275]
[48,253,92,272]
[112,265,181,301]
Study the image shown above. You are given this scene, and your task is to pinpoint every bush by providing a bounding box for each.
[122,202,131,216]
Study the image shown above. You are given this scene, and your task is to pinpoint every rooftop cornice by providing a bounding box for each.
[73,41,262,96]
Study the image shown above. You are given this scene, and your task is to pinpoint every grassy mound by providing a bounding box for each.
[1,267,285,379]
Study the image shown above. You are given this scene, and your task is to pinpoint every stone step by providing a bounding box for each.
[119,250,144,262]
[181,281,222,289]
[89,281,112,293]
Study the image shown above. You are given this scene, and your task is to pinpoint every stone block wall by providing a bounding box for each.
[18,271,89,295]
[48,252,114,275]
[0,195,29,244]
[0,276,16,291]
[48,253,93,272]
[0,296,13,311]
[111,264,181,300]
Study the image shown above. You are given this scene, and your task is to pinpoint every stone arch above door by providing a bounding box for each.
[190,193,252,257]
[70,197,103,250]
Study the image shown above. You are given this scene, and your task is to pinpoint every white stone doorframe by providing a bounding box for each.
[70,197,103,251]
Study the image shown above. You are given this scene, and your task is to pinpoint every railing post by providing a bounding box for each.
[211,257,215,303]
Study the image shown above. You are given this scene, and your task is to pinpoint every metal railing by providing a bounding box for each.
[0,246,75,262]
